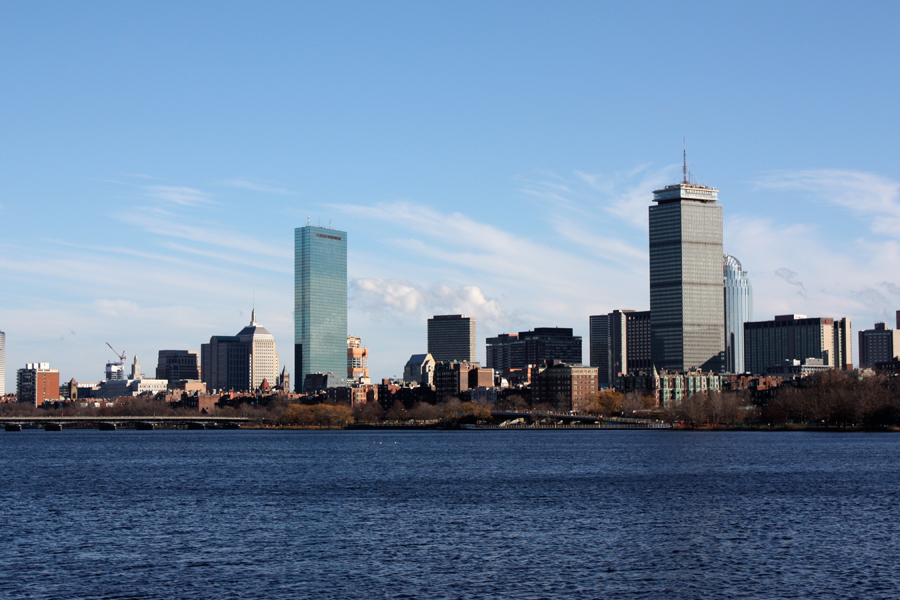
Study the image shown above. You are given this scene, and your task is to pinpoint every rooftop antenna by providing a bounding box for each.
[307,215,310,226]
[328,219,332,229]
[683,137,688,184]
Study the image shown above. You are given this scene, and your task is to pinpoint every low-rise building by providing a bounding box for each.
[531,361,598,412]
[616,367,722,408]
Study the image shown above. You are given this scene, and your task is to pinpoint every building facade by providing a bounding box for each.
[295,225,348,392]
[428,315,476,362]
[0,330,5,396]
[201,310,279,392]
[615,367,722,408]
[590,310,650,388]
[649,179,725,373]
[723,254,753,373]
[347,336,370,383]
[403,353,436,386]
[486,328,581,371]
[156,350,201,381]
[858,322,900,369]
[744,314,852,375]
[486,333,521,372]
[433,360,491,400]
[531,361,598,412]
[16,362,60,406]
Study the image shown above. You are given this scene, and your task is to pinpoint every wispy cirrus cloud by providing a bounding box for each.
[145,185,215,206]
[755,169,900,237]
[519,164,677,229]
[224,178,293,195]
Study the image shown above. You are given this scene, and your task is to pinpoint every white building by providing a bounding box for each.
[237,309,279,391]
[724,254,753,373]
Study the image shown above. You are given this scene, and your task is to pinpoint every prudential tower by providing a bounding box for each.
[649,158,725,373]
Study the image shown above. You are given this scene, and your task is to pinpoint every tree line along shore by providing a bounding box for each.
[2,370,899,430]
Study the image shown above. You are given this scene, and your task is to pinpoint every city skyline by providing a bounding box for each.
[3,3,900,387]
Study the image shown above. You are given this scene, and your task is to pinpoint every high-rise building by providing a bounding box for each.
[858,322,900,369]
[486,333,521,372]
[744,314,851,375]
[485,328,582,371]
[238,309,279,390]
[428,315,476,362]
[723,254,753,373]
[201,309,279,392]
[0,330,5,396]
[650,173,724,372]
[295,225,348,391]
[16,362,59,406]
[590,310,651,388]
[156,350,201,381]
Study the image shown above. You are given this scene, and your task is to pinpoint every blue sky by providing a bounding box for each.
[2,1,900,387]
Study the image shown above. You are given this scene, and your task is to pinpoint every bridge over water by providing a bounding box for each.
[2,416,251,431]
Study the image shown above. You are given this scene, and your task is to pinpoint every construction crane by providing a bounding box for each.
[105,342,126,363]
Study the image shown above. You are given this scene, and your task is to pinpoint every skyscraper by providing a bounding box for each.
[649,171,724,372]
[590,310,651,388]
[295,225,348,392]
[723,254,753,373]
[0,330,5,396]
[427,315,476,362]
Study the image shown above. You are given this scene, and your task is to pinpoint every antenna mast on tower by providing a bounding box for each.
[683,138,688,184]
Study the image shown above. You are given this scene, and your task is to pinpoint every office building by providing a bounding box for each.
[723,254,753,373]
[16,362,60,406]
[156,350,201,381]
[485,328,581,371]
[744,314,852,375]
[0,330,4,396]
[858,322,900,369]
[485,333,521,372]
[428,315,476,362]
[347,336,370,383]
[295,225,348,392]
[201,309,279,392]
[649,172,724,372]
[589,310,651,388]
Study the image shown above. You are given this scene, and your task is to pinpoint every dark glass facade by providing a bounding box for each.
[649,184,725,372]
[295,226,348,392]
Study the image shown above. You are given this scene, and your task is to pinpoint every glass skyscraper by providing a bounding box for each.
[649,180,725,372]
[295,225,347,392]
[723,254,753,373]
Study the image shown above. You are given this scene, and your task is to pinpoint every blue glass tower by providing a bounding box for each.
[294,225,347,392]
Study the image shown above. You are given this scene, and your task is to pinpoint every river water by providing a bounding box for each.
[1,429,899,599]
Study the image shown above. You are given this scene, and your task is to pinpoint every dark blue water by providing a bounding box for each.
[2,429,899,599]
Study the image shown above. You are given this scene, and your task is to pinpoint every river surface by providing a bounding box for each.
[1,429,899,599]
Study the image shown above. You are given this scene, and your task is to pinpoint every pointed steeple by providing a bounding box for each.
[250,308,257,326]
